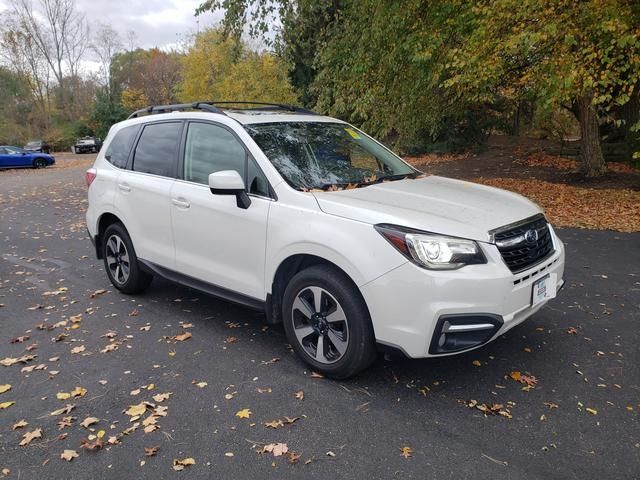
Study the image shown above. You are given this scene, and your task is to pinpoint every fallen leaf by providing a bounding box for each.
[12,419,28,430]
[173,332,192,342]
[235,408,252,419]
[70,345,86,354]
[400,446,413,459]
[288,451,301,464]
[152,392,171,403]
[172,457,195,471]
[294,390,304,400]
[0,384,11,394]
[50,404,75,416]
[472,360,482,367]
[310,371,324,379]
[264,419,284,429]
[80,437,104,451]
[125,402,147,417]
[80,417,99,428]
[0,401,15,409]
[90,289,108,298]
[19,428,42,446]
[10,335,29,344]
[144,446,158,456]
[57,416,75,429]
[60,449,79,461]
[194,381,207,388]
[586,407,598,415]
[57,392,71,400]
[261,443,288,457]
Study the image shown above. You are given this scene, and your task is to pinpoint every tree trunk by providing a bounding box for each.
[576,92,607,177]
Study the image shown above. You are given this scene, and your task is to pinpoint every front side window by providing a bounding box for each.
[183,122,269,196]
[245,122,417,190]
[105,125,140,169]
[5,147,24,154]
[132,122,182,177]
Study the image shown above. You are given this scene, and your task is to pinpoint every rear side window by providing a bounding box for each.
[105,125,139,169]
[132,122,182,177]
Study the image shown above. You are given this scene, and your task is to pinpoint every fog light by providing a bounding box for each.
[429,314,503,354]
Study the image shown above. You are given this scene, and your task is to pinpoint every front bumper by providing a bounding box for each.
[360,227,565,358]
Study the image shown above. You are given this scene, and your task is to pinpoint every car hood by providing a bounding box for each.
[312,175,542,242]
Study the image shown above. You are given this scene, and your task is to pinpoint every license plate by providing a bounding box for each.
[532,273,557,307]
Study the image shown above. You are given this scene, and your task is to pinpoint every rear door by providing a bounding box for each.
[170,121,272,300]
[114,121,183,269]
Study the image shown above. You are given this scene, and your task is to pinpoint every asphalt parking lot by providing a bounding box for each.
[0,160,638,479]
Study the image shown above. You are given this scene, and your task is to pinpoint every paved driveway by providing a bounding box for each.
[0,165,638,479]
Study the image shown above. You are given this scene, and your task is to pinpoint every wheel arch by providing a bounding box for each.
[266,253,367,326]
[94,212,125,259]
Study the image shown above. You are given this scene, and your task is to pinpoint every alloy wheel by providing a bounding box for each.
[291,286,349,364]
[105,234,130,285]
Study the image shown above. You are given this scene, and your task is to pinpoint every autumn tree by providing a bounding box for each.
[443,0,640,176]
[179,28,296,104]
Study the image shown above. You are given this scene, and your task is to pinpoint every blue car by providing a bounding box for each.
[0,146,55,169]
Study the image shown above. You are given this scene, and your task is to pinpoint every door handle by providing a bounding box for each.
[117,183,131,192]
[172,198,190,209]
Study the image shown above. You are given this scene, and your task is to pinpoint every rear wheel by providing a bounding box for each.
[282,265,377,379]
[102,223,152,294]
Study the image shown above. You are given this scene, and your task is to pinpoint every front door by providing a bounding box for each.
[171,121,272,301]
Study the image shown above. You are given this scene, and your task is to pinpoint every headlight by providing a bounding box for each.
[374,224,486,270]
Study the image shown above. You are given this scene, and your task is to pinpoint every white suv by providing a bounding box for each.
[86,102,565,378]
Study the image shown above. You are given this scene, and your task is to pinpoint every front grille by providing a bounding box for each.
[492,215,554,273]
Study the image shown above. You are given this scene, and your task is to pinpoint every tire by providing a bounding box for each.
[282,264,377,379]
[102,223,153,294]
[33,158,46,169]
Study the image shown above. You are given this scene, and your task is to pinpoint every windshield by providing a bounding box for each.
[245,122,417,190]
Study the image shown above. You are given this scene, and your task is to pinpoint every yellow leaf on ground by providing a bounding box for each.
[0,401,15,409]
[472,360,482,367]
[235,408,252,419]
[0,384,11,394]
[586,407,598,415]
[173,457,195,471]
[70,345,86,354]
[125,402,147,417]
[56,392,71,400]
[400,446,413,459]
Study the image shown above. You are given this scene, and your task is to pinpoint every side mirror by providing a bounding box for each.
[208,170,251,209]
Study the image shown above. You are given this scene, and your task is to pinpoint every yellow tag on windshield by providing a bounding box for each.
[344,127,361,139]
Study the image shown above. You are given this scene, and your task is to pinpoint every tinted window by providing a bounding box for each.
[105,125,139,169]
[247,157,270,196]
[184,123,246,185]
[133,122,181,177]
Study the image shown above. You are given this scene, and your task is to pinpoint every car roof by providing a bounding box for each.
[113,110,345,131]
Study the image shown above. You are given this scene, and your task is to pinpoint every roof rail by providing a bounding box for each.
[127,101,317,119]
[127,101,225,119]
[211,101,318,115]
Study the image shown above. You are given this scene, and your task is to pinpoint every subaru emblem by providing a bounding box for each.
[524,229,539,243]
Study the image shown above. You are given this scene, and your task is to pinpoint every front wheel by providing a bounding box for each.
[102,223,153,294]
[33,158,46,168]
[282,265,377,379]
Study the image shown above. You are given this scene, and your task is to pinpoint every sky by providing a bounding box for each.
[0,0,224,68]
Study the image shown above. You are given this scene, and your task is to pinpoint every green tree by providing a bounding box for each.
[90,89,127,139]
